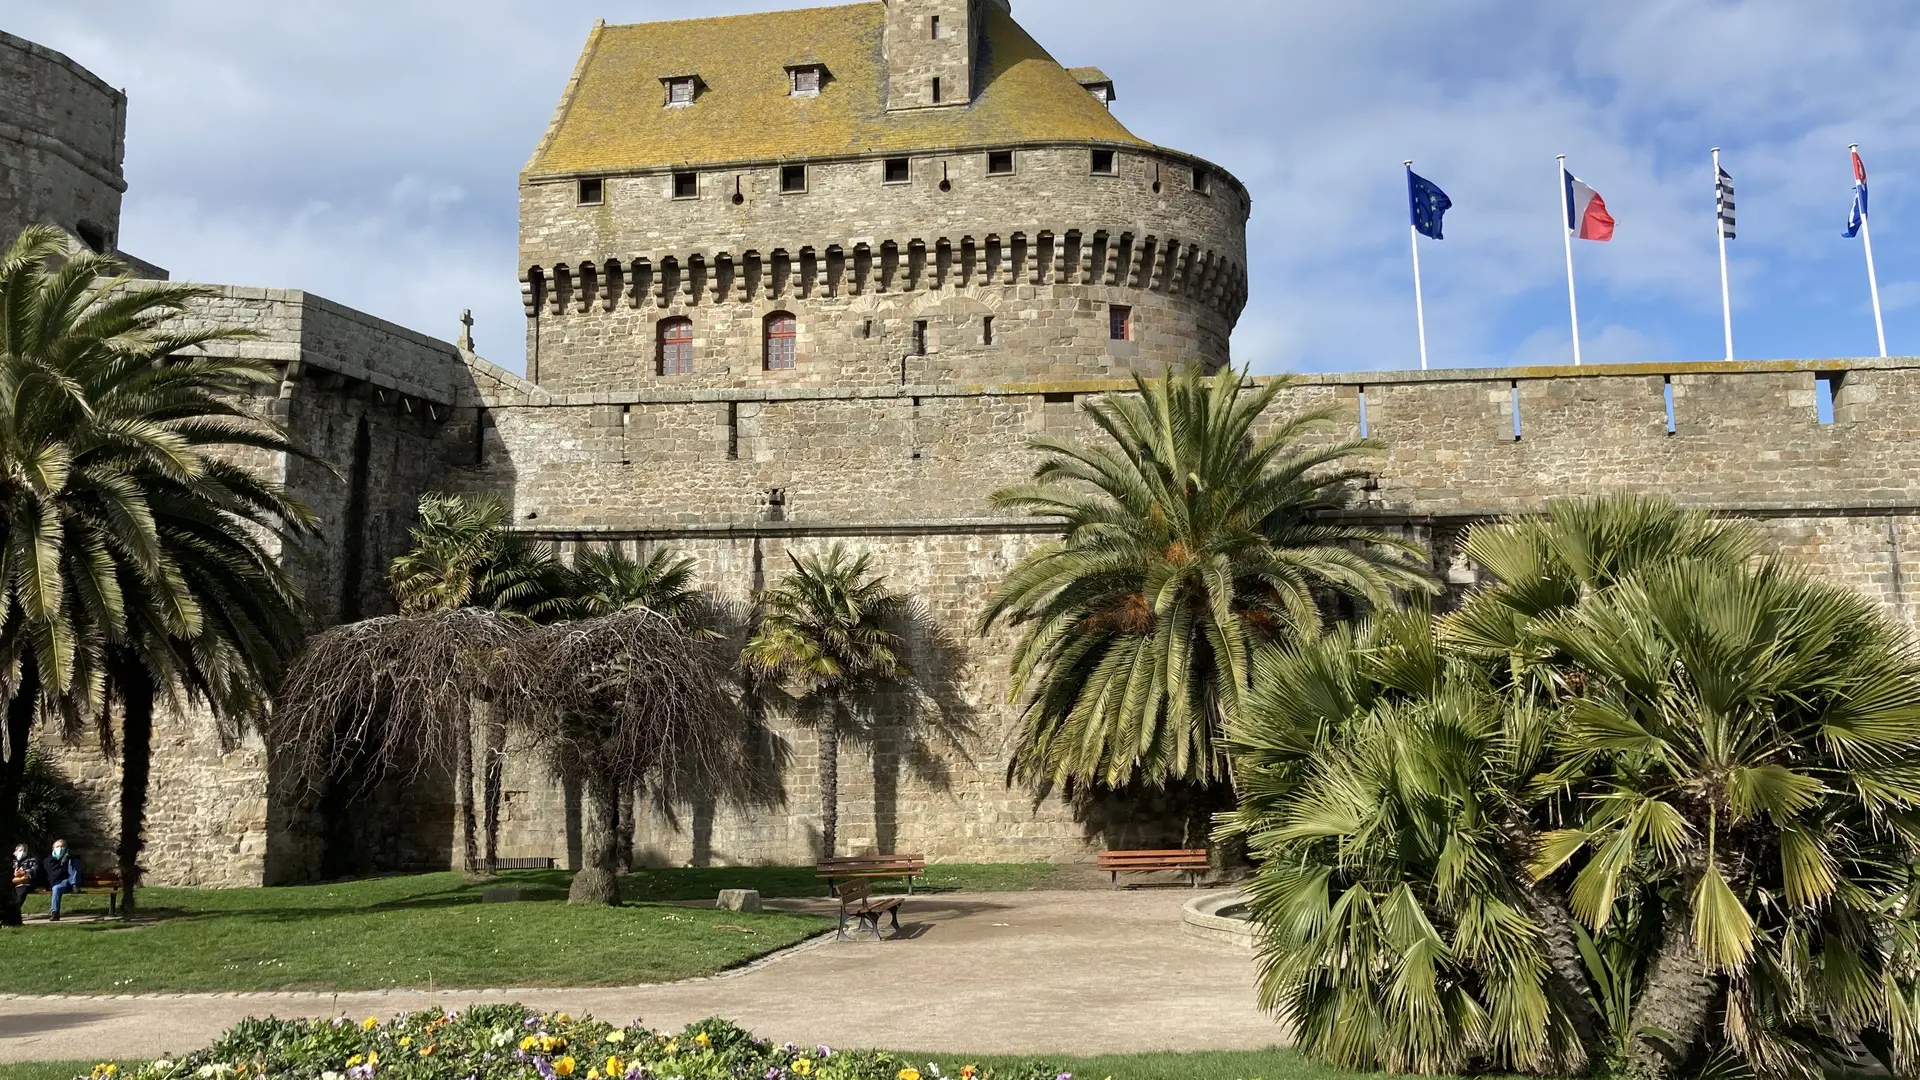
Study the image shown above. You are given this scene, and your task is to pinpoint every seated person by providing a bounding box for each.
[43,839,79,922]
[10,844,36,911]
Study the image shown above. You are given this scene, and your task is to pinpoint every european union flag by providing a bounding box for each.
[1408,168,1452,240]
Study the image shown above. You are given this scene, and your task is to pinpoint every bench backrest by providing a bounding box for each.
[79,872,121,887]
[1098,849,1210,868]
[835,880,871,906]
[819,854,926,870]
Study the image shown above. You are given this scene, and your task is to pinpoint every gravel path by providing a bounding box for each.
[0,889,1283,1062]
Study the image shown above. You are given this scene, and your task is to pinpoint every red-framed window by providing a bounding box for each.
[764,312,797,370]
[658,317,693,375]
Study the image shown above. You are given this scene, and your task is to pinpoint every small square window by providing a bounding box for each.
[790,66,821,97]
[577,177,604,205]
[987,150,1014,176]
[672,171,698,199]
[884,158,911,184]
[1110,305,1132,341]
[781,164,807,193]
[1091,149,1117,176]
[666,78,696,107]
[1193,166,1211,194]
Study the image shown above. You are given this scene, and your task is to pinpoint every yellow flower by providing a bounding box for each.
[605,1056,623,1075]
[521,1037,538,1052]
[362,1017,379,1031]
[665,1041,679,1055]
[605,1031,626,1045]
[900,1069,923,1080]
[419,1044,436,1058]
[345,1057,363,1069]
[792,1059,814,1076]
[366,1053,379,1067]
[587,1071,601,1080]
[553,1056,577,1077]
[397,1037,411,1048]
[695,1032,712,1048]
[556,1013,573,1024]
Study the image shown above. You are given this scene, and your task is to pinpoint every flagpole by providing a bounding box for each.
[1854,143,1889,358]
[1559,155,1582,366]
[1406,161,1430,370]
[1713,148,1733,361]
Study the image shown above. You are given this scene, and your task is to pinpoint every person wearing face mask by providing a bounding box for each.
[10,844,37,911]
[42,839,79,921]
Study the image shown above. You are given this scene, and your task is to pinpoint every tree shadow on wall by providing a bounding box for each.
[858,600,980,856]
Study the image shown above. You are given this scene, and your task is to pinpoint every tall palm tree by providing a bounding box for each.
[742,545,905,858]
[981,367,1433,798]
[387,492,567,874]
[0,225,311,925]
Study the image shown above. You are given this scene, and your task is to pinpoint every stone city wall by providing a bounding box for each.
[519,144,1249,390]
[37,286,467,887]
[432,355,1920,867]
[0,29,125,253]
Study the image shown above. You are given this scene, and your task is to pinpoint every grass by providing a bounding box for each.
[0,862,1056,996]
[0,870,824,995]
[0,1049,1348,1080]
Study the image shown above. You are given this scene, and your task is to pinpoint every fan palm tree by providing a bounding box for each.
[981,367,1433,798]
[387,492,567,874]
[567,545,701,620]
[1228,496,1920,1079]
[741,545,905,858]
[0,225,312,924]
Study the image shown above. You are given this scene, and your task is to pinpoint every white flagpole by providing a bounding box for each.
[1854,143,1889,358]
[1407,160,1430,371]
[1559,155,1582,366]
[1714,148,1733,361]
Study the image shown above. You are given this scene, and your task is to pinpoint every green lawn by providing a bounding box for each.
[0,863,1056,996]
[0,870,825,994]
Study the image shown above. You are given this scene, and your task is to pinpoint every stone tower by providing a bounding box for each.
[517,1,1250,392]
[879,0,1004,110]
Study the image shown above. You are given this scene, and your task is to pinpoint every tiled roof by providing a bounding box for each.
[525,2,1146,178]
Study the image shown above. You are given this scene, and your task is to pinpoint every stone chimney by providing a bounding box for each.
[880,0,1008,110]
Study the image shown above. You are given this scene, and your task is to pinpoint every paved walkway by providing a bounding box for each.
[0,890,1283,1063]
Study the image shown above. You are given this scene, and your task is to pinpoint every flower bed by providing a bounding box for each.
[88,1006,1072,1080]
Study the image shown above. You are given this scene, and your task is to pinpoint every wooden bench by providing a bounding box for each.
[78,871,124,917]
[490,857,555,871]
[1097,849,1209,888]
[834,880,903,942]
[817,853,927,895]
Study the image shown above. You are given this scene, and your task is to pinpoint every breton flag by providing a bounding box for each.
[1563,169,1616,241]
[1716,167,1736,239]
[1844,148,1869,238]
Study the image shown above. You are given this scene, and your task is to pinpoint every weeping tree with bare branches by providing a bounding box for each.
[503,606,743,905]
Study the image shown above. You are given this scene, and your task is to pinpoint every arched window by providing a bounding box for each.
[657,317,693,375]
[764,311,797,370]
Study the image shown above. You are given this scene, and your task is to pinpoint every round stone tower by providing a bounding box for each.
[0,29,127,255]
[517,0,1249,393]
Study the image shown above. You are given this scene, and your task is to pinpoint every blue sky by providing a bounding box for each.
[12,0,1919,375]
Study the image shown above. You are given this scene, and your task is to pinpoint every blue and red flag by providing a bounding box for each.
[1563,168,1616,241]
[1844,148,1869,238]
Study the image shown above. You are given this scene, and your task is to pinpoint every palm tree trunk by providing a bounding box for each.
[1516,880,1598,1074]
[1627,905,1722,1077]
[0,660,39,928]
[615,780,634,874]
[568,768,622,906]
[819,712,840,859]
[114,656,154,920]
[456,711,478,876]
[481,701,504,876]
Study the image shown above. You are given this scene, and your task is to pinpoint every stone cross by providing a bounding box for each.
[458,308,475,352]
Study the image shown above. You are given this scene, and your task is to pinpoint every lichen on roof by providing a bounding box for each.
[525,2,1147,178]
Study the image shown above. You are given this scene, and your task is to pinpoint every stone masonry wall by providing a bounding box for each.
[520,144,1248,391]
[444,355,1920,867]
[37,286,467,888]
[0,30,125,253]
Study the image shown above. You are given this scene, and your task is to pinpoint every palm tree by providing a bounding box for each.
[742,545,906,858]
[387,492,567,874]
[1228,497,1920,1079]
[981,367,1433,804]
[0,226,311,924]
[567,545,701,620]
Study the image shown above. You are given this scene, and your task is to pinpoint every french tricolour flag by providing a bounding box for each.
[1563,168,1616,241]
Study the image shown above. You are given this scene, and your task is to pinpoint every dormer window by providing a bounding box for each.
[1070,68,1117,110]
[663,75,701,108]
[786,61,830,98]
